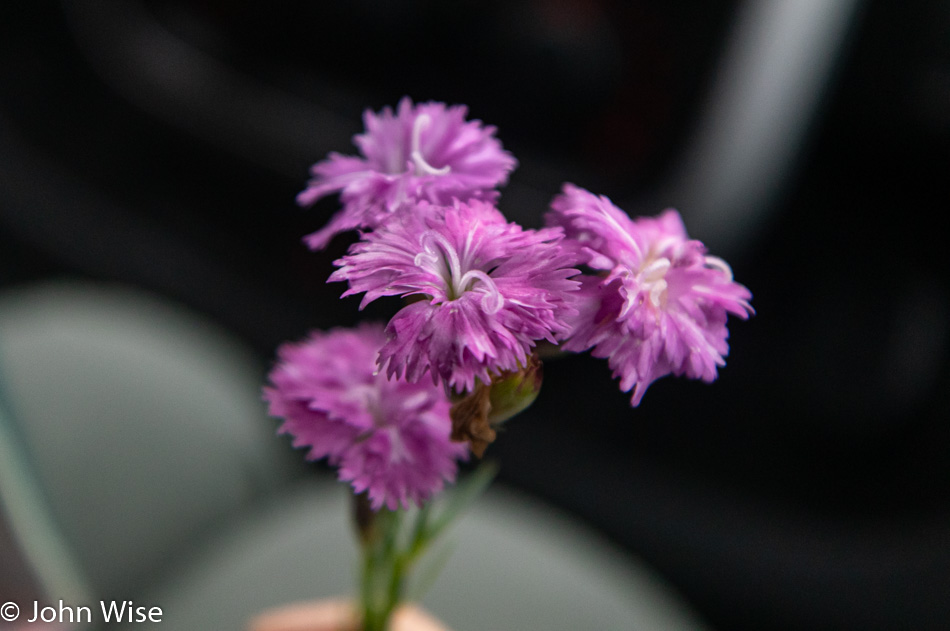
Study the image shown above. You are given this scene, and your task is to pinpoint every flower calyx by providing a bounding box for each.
[449,355,543,457]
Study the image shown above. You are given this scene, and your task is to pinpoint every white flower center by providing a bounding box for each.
[411,114,451,177]
[617,253,735,316]
[638,257,671,308]
[614,253,671,318]
[591,202,673,312]
[414,231,503,312]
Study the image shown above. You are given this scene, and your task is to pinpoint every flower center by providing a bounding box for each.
[617,253,735,316]
[347,383,386,428]
[614,253,671,318]
[411,114,451,177]
[414,231,503,312]
[637,257,671,309]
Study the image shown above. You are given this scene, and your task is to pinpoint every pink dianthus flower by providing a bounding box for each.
[547,184,753,406]
[298,97,517,250]
[263,323,468,510]
[331,200,579,393]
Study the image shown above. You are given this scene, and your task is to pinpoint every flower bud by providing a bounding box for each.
[449,355,543,457]
[487,354,543,426]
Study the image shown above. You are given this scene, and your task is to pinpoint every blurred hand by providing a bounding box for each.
[247,598,450,631]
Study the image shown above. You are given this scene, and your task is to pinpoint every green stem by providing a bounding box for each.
[358,504,406,631]
[352,463,498,630]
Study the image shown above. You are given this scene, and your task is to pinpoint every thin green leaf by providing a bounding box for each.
[426,460,498,541]
[406,540,456,602]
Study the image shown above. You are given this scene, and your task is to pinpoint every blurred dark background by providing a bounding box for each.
[2,1,949,629]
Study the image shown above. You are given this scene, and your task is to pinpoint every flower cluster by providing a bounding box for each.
[265,99,752,510]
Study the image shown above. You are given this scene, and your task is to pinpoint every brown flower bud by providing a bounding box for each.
[449,355,543,457]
